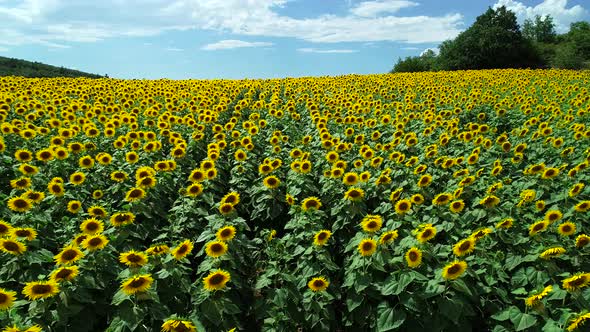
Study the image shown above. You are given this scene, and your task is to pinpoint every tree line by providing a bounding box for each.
[0,56,106,78]
[391,6,590,73]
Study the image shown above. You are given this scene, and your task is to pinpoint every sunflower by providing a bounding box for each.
[470,228,492,241]
[23,190,44,203]
[405,247,422,268]
[342,172,359,186]
[185,183,204,197]
[69,172,86,185]
[574,201,590,212]
[125,187,146,202]
[453,238,476,257]
[10,177,31,190]
[524,285,552,307]
[417,174,433,187]
[221,192,240,206]
[14,149,33,162]
[119,250,149,267]
[218,203,235,215]
[358,238,377,256]
[216,226,237,242]
[540,247,566,259]
[110,171,128,182]
[379,230,398,245]
[50,266,79,283]
[80,218,104,235]
[172,240,193,260]
[18,163,38,176]
[82,234,109,251]
[395,199,412,215]
[449,200,465,213]
[535,200,546,211]
[67,200,83,214]
[569,183,585,197]
[71,233,87,246]
[146,244,169,256]
[308,277,329,292]
[110,212,135,227]
[576,234,590,248]
[0,239,26,255]
[442,261,468,280]
[361,215,383,233]
[205,241,228,258]
[556,221,576,236]
[417,225,437,243]
[0,220,12,237]
[529,220,549,236]
[54,246,84,265]
[22,280,60,300]
[121,274,153,295]
[541,167,559,179]
[411,194,425,205]
[203,270,231,291]
[161,319,197,332]
[0,288,16,311]
[344,187,364,201]
[432,193,452,206]
[479,195,500,208]
[562,273,590,292]
[263,176,280,189]
[301,197,322,211]
[545,209,563,223]
[88,206,107,219]
[78,155,94,169]
[567,313,590,332]
[7,196,33,212]
[313,230,332,246]
[11,227,37,241]
[495,218,513,229]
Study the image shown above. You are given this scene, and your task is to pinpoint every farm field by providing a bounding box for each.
[0,69,589,331]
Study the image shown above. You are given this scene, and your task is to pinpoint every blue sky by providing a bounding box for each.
[0,0,588,79]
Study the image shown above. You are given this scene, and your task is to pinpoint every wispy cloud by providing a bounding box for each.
[0,0,466,48]
[202,40,273,51]
[401,47,419,50]
[165,47,183,51]
[297,48,358,54]
[493,0,588,32]
[350,0,419,17]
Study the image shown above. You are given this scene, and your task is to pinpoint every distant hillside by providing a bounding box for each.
[0,56,105,78]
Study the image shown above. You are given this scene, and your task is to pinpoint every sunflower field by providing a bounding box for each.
[0,69,589,332]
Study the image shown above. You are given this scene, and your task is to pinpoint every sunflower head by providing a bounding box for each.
[0,239,27,255]
[301,197,322,212]
[205,241,228,258]
[405,247,422,268]
[121,274,153,295]
[308,277,330,292]
[442,261,468,280]
[203,270,231,291]
[358,238,377,257]
[0,287,17,311]
[119,250,149,267]
[313,230,332,246]
[22,280,60,300]
[172,240,194,260]
[216,226,237,242]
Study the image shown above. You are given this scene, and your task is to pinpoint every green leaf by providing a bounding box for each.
[510,309,537,331]
[377,306,406,331]
[451,279,473,297]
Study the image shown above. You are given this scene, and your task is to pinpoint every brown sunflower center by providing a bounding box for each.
[362,242,374,251]
[129,189,143,198]
[313,280,325,288]
[348,190,361,198]
[127,254,143,263]
[447,264,461,275]
[176,245,188,255]
[14,199,29,208]
[561,225,572,232]
[88,238,102,246]
[15,230,31,237]
[399,202,409,210]
[421,230,433,238]
[209,274,225,285]
[533,223,545,232]
[3,241,20,252]
[55,269,73,279]
[61,249,78,261]
[0,293,8,303]
[569,277,586,287]
[408,251,418,261]
[129,278,147,288]
[211,243,224,253]
[32,285,52,294]
[317,232,328,241]
[459,241,471,251]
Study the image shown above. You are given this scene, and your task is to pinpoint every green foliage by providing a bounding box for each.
[437,6,542,70]
[523,15,556,43]
[552,43,585,69]
[0,56,104,78]
[390,50,437,73]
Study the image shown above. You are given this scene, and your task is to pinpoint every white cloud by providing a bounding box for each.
[493,0,588,32]
[202,40,273,51]
[297,48,358,53]
[350,0,419,17]
[165,47,184,51]
[420,47,439,56]
[401,46,419,50]
[0,0,465,48]
[0,46,9,52]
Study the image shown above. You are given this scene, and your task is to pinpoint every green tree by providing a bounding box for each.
[523,15,556,43]
[390,49,438,73]
[566,21,590,59]
[437,6,542,70]
[552,42,585,69]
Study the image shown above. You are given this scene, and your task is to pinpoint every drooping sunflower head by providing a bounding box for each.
[358,238,377,257]
[379,230,398,245]
[125,187,146,202]
[496,218,513,229]
[539,246,566,259]
[120,274,153,295]
[576,234,590,248]
[453,238,476,257]
[161,319,197,332]
[203,269,231,291]
[529,220,549,236]
[308,277,330,292]
[146,244,169,256]
[562,273,590,292]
